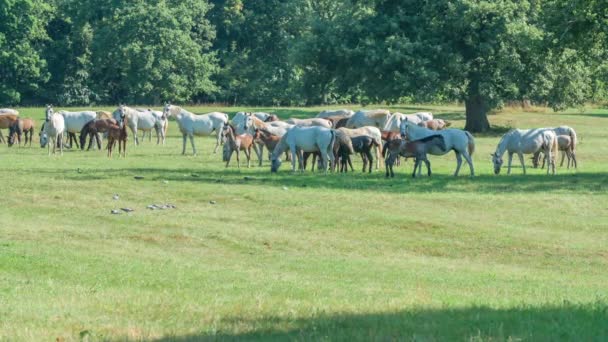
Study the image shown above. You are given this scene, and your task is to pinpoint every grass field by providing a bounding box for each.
[1,104,607,341]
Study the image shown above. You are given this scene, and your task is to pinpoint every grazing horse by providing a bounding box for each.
[163,104,229,155]
[79,118,118,151]
[336,135,375,173]
[222,124,254,168]
[114,105,166,145]
[271,126,336,173]
[8,118,35,147]
[0,114,19,143]
[533,135,577,169]
[40,111,65,155]
[400,119,475,176]
[492,128,558,175]
[285,117,333,128]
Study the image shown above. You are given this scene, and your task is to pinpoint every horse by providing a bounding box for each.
[0,108,19,115]
[8,118,35,147]
[79,118,118,151]
[163,104,229,155]
[492,128,558,175]
[345,109,391,130]
[336,127,383,170]
[316,109,355,119]
[114,105,166,145]
[335,135,375,173]
[533,135,577,169]
[270,126,336,173]
[138,110,168,145]
[400,119,475,176]
[106,113,128,158]
[46,105,97,149]
[0,114,19,143]
[244,115,294,165]
[384,135,446,178]
[40,111,65,155]
[222,124,254,168]
[285,117,332,128]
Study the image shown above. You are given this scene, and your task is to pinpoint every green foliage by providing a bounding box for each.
[0,0,51,104]
[0,0,607,113]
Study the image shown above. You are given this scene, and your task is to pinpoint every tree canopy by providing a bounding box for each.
[1,0,606,131]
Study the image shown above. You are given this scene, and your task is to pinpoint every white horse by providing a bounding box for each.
[163,104,228,155]
[114,106,166,145]
[47,105,96,148]
[383,113,423,132]
[400,119,476,176]
[40,109,65,155]
[492,129,558,175]
[316,109,354,119]
[345,109,391,129]
[0,108,19,115]
[270,126,336,173]
[414,112,433,121]
[285,117,332,128]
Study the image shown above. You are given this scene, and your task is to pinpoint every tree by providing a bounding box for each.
[0,0,51,104]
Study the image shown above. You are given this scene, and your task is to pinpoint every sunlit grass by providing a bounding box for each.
[1,105,607,340]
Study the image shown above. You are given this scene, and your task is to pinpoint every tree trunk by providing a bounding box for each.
[465,95,491,133]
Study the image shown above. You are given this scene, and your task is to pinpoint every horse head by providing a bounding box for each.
[491,152,503,174]
[400,117,410,139]
[270,158,282,173]
[39,123,48,148]
[162,103,173,118]
[45,105,54,122]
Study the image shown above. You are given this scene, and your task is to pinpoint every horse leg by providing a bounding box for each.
[245,146,251,168]
[366,150,373,173]
[236,147,241,169]
[254,142,263,166]
[189,134,196,156]
[95,133,102,150]
[412,158,419,178]
[426,159,431,176]
[59,135,63,155]
[462,151,475,176]
[453,151,463,176]
[291,149,299,172]
[517,152,526,175]
[132,125,139,145]
[182,134,187,155]
[214,129,221,154]
[226,148,233,167]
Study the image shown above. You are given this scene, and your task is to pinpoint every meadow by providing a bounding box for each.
[1,104,607,341]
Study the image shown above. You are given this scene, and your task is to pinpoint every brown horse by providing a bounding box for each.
[0,114,19,144]
[106,121,128,158]
[80,118,118,151]
[222,124,254,168]
[8,118,35,147]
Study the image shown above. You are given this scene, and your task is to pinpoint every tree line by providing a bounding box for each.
[1,0,606,131]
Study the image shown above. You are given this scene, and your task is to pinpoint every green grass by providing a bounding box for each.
[1,105,607,341]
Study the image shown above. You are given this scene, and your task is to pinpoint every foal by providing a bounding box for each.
[385,135,446,178]
[222,124,254,168]
[106,122,128,157]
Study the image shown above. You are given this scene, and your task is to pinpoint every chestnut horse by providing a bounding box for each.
[79,118,118,151]
[8,118,35,147]
[0,114,19,144]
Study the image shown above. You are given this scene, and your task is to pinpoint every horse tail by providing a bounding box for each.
[568,127,577,153]
[465,131,475,155]
[551,133,559,158]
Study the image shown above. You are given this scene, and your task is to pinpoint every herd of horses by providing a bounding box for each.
[0,105,578,177]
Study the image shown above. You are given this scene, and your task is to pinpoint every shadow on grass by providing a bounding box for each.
[151,303,608,341]
[22,166,608,194]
